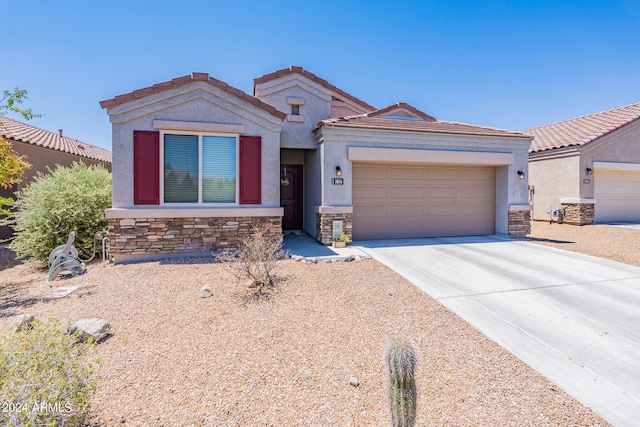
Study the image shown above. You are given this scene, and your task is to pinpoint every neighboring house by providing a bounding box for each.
[0,116,112,240]
[101,66,532,263]
[525,102,640,224]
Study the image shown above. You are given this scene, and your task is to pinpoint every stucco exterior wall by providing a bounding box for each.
[105,82,283,209]
[254,74,331,150]
[317,127,530,203]
[304,148,322,236]
[0,140,111,240]
[579,120,640,199]
[315,126,531,236]
[528,153,580,220]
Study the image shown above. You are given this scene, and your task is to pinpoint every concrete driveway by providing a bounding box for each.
[355,235,640,427]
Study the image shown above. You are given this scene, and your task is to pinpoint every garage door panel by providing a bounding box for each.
[354,166,388,179]
[391,167,424,179]
[353,163,495,239]
[595,169,640,222]
[391,186,424,198]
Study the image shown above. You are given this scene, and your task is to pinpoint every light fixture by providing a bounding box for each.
[336,166,342,177]
[586,167,593,175]
[517,170,525,180]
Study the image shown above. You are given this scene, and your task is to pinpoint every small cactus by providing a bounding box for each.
[385,337,417,427]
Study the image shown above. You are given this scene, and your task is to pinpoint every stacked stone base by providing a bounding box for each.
[316,212,353,245]
[108,216,282,261]
[560,203,594,225]
[508,209,531,236]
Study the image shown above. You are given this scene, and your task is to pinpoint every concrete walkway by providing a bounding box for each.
[354,235,640,427]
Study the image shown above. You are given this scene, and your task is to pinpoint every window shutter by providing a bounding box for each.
[133,131,160,205]
[239,136,261,204]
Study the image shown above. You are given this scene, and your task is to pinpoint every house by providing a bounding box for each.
[100,66,532,263]
[525,102,640,224]
[0,116,112,240]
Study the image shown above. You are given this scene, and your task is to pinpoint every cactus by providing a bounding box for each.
[385,337,417,427]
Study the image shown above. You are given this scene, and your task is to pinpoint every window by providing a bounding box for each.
[162,133,237,204]
[291,105,300,115]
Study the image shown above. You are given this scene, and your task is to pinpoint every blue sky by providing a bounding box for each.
[3,0,640,151]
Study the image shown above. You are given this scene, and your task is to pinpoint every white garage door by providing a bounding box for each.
[594,169,640,222]
[352,163,496,240]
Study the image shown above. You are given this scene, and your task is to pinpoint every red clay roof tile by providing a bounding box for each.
[524,102,640,153]
[0,116,112,163]
[100,72,287,120]
[317,104,528,139]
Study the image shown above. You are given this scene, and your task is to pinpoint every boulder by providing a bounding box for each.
[200,285,213,298]
[68,318,110,342]
[12,314,34,332]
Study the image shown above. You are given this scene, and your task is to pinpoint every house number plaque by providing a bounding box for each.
[332,178,344,185]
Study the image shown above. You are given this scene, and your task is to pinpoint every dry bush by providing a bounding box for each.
[216,225,286,298]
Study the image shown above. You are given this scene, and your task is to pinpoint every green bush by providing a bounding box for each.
[8,162,111,265]
[0,319,99,427]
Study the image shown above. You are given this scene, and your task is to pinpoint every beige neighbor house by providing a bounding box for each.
[525,102,640,224]
[0,116,112,240]
[101,66,533,263]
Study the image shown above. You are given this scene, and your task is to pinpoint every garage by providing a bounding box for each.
[352,163,496,240]
[594,168,640,222]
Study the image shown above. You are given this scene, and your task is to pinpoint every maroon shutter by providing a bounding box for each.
[239,136,261,204]
[133,131,160,205]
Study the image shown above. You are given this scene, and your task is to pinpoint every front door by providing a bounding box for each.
[280,164,303,230]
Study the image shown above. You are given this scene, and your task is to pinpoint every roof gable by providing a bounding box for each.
[367,102,436,122]
[0,116,112,163]
[524,102,640,153]
[253,66,375,113]
[100,72,286,120]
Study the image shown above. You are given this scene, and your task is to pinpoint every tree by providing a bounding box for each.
[0,88,41,120]
[0,88,39,216]
[0,138,31,216]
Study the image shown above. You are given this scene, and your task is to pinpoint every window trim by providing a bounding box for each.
[159,130,239,206]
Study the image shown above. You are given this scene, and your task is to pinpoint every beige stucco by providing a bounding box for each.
[529,119,640,221]
[529,153,581,220]
[0,139,111,240]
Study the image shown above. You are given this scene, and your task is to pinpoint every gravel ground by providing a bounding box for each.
[0,224,619,426]
[523,221,640,268]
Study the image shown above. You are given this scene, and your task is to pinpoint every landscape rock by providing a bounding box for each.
[349,376,359,387]
[200,285,212,298]
[12,314,34,332]
[291,255,303,261]
[68,318,110,342]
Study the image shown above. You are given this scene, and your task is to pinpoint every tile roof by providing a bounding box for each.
[317,105,529,139]
[100,72,287,120]
[0,116,112,163]
[253,66,376,112]
[367,102,436,122]
[524,102,640,153]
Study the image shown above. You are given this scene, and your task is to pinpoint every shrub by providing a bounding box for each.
[0,319,99,427]
[216,225,286,298]
[385,337,417,427]
[7,162,111,265]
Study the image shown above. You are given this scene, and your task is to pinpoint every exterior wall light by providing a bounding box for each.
[336,166,342,177]
[517,170,525,180]
[586,167,593,175]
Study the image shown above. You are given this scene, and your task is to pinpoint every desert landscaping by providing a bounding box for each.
[1,221,630,425]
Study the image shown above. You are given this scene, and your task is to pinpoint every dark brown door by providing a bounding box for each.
[280,164,303,230]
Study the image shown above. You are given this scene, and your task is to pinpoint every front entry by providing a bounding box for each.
[280,164,303,230]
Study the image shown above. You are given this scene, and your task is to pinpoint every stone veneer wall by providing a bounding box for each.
[560,203,595,225]
[508,209,531,236]
[108,216,282,259]
[316,212,353,245]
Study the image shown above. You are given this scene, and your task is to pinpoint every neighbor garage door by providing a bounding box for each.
[594,169,640,222]
[352,163,495,240]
